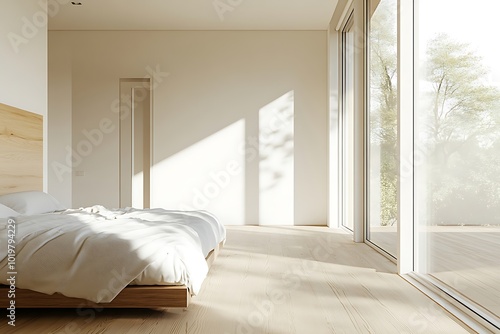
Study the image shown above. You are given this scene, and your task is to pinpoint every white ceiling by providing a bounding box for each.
[48,0,338,31]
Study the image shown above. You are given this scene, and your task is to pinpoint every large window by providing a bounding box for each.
[415,0,500,322]
[334,0,500,327]
[367,0,398,257]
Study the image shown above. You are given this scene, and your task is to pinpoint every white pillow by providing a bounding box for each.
[0,191,66,215]
[0,203,19,218]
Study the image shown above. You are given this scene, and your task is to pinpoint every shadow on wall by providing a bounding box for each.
[149,91,295,226]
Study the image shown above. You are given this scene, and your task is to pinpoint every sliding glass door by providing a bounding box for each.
[415,0,500,321]
[366,0,398,257]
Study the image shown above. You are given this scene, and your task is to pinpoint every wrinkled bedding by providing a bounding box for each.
[0,206,225,303]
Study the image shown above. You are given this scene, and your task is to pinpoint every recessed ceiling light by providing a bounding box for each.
[71,1,82,5]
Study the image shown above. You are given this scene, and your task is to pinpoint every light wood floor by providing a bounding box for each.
[368,225,500,318]
[1,226,472,334]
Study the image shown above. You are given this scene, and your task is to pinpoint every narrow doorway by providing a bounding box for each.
[119,78,151,208]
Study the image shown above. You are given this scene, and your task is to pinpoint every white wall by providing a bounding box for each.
[0,1,47,115]
[49,30,328,225]
[47,33,72,207]
[0,0,48,189]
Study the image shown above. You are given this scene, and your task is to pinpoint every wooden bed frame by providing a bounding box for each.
[0,241,223,308]
[0,102,224,309]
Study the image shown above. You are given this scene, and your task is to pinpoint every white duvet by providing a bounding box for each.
[0,206,225,303]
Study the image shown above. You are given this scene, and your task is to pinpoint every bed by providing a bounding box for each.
[0,102,225,308]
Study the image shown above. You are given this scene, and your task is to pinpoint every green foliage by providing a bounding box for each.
[370,4,500,226]
[369,0,398,226]
[422,34,500,225]
[424,34,500,145]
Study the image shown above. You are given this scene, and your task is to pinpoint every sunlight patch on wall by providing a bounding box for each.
[259,91,294,225]
[132,171,144,208]
[151,120,245,225]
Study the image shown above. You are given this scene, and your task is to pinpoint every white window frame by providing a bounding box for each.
[397,0,415,275]
[353,0,367,243]
[340,12,355,233]
[329,0,358,234]
[397,1,499,331]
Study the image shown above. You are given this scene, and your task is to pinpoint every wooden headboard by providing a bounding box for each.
[0,103,43,196]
